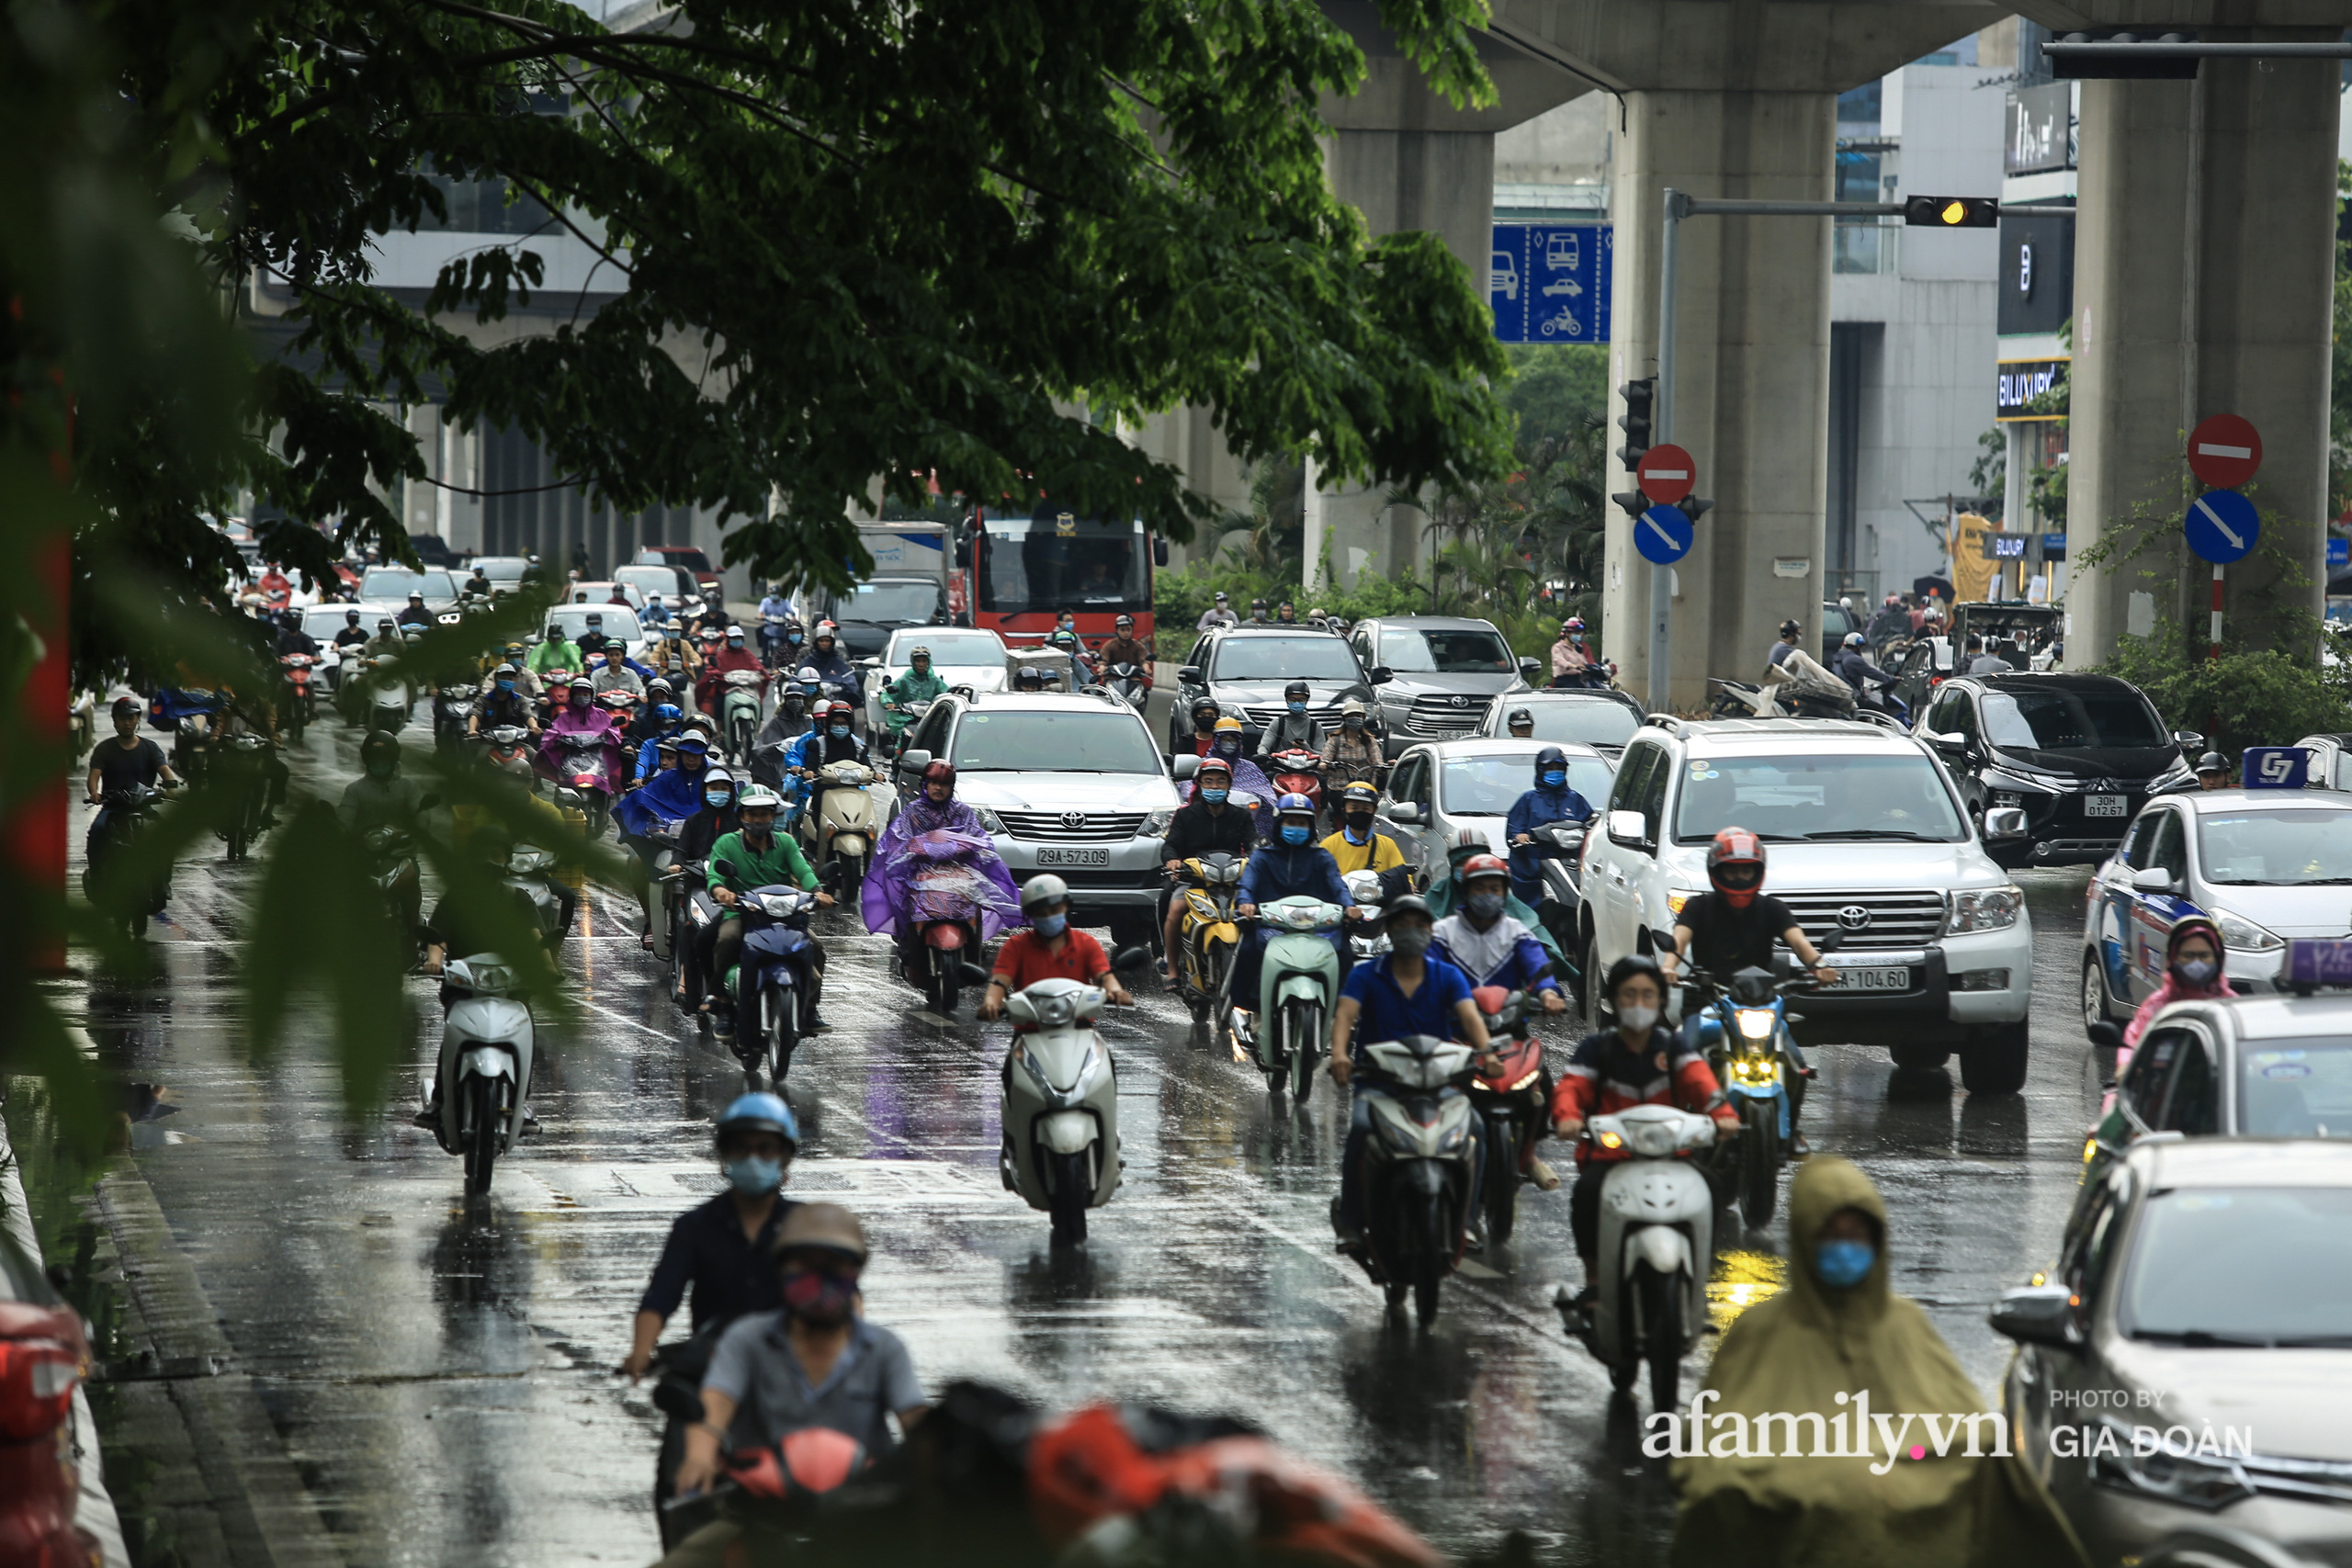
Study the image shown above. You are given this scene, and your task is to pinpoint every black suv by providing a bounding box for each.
[1169,624,1385,754]
[1917,672,2198,868]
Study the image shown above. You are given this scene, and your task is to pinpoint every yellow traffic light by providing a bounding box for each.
[1939,199,1968,226]
[1903,196,2000,229]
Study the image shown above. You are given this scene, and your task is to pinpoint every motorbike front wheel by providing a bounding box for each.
[1413,1190,1449,1327]
[1739,1097,1781,1229]
[836,852,865,908]
[767,987,799,1082]
[1638,1265,1681,1413]
[1285,1000,1323,1106]
[1048,1149,1090,1243]
[928,950,960,1015]
[1484,1115,1522,1246]
[464,1075,502,1194]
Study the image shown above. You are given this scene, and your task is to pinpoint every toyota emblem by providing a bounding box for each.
[1450,694,1468,708]
[1837,904,1872,931]
[1061,811,1087,830]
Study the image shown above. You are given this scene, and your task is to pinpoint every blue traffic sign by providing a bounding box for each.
[2184,488,2259,564]
[1634,504,1693,564]
[1490,223,1611,344]
[2330,536,2348,570]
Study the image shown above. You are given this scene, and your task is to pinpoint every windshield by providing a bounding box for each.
[1673,751,1969,842]
[1380,627,1514,675]
[974,512,1148,615]
[1506,700,1641,749]
[2120,1187,2352,1345]
[1981,685,2167,750]
[472,557,529,581]
[638,547,711,573]
[545,606,645,645]
[615,566,680,599]
[303,607,357,639]
[888,630,1001,668]
[837,580,943,624]
[1208,636,1363,683]
[1442,752,1612,816]
[2239,1043,2352,1138]
[363,568,458,604]
[2197,807,2352,885]
[949,709,1161,774]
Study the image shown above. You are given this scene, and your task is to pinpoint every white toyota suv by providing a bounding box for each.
[1579,716,2034,1093]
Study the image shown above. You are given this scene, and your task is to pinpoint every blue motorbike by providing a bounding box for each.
[1678,941,1837,1229]
[720,884,823,1086]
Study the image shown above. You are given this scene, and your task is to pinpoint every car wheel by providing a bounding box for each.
[1961,1020,2029,1096]
[2081,953,2113,1035]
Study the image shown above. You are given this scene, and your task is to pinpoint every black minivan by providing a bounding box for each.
[1917,673,2199,868]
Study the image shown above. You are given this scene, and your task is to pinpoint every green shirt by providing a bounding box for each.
[528,637,583,674]
[707,829,819,915]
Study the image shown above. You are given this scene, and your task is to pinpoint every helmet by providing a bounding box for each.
[2196,751,2229,775]
[345,607,362,621]
[1307,606,1327,620]
[1047,630,1076,649]
[111,695,141,717]
[1842,631,1865,649]
[378,616,396,629]
[1021,873,1071,912]
[656,737,681,758]
[1446,827,1488,868]
[1192,696,1220,720]
[1274,791,1316,818]
[1534,745,1570,783]
[1014,665,1046,690]
[717,1090,799,1149]
[646,677,674,701]
[675,733,710,756]
[503,641,525,658]
[1196,755,1234,781]
[651,703,682,727]
[359,731,401,771]
[492,661,518,679]
[1779,618,1802,639]
[1213,716,1243,739]
[814,621,838,639]
[1250,598,1268,612]
[1560,617,1584,635]
[909,645,932,661]
[1603,953,1666,1010]
[770,1202,868,1266]
[1706,826,1767,908]
[1283,679,1309,702]
[1213,590,1230,603]
[407,590,424,602]
[1380,893,1433,928]
[1338,781,1378,811]
[1506,705,1533,730]
[1459,852,1510,887]
[684,713,718,738]
[737,784,784,812]
[568,673,594,694]
[1114,614,1134,629]
[922,759,956,793]
[1340,696,1367,720]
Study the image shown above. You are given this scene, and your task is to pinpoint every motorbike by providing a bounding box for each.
[720,669,766,763]
[532,669,574,728]
[1347,1031,1483,1327]
[1709,673,1903,730]
[433,687,476,752]
[363,825,424,960]
[500,839,575,949]
[479,723,535,775]
[641,818,696,967]
[1232,894,1345,1104]
[878,694,934,760]
[431,954,537,1195]
[757,614,793,669]
[1548,663,1619,692]
[69,690,95,757]
[799,758,888,904]
[216,730,276,863]
[1341,869,1392,964]
[597,687,642,735]
[1463,987,1548,1247]
[1264,748,1326,820]
[545,729,619,838]
[84,783,172,938]
[1680,943,1832,1230]
[1521,819,1588,1003]
[1552,1103,1718,1413]
[1000,963,1146,1243]
[720,885,825,1084]
[1171,852,1246,1030]
[278,653,317,741]
[1102,661,1148,710]
[894,829,998,1015]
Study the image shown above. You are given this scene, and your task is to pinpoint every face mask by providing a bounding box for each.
[1343,813,1374,840]
[1815,1239,1875,1291]
[781,1268,858,1325]
[496,680,514,693]
[722,1155,783,1196]
[830,724,849,739]
[1388,926,1432,959]
[1200,787,1228,805]
[2174,958,2219,987]
[1343,716,1363,731]
[1617,1003,1658,1032]
[1217,738,1238,756]
[1541,770,1566,788]
[787,632,803,645]
[743,819,774,842]
[705,791,732,808]
[366,758,396,780]
[1288,701,1306,716]
[1467,891,1506,920]
[729,641,746,651]
[1281,824,1311,846]
[1197,716,1219,733]
[1033,911,1069,938]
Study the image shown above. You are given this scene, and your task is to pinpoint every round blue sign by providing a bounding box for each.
[1634,503,1693,565]
[2183,488,2258,565]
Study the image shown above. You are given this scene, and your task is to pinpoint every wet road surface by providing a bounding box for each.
[50,714,2109,1567]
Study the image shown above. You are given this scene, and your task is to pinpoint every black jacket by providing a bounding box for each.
[1163,799,1255,863]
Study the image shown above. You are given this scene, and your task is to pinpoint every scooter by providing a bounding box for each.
[479,723,535,775]
[217,730,276,863]
[1341,868,1391,964]
[757,614,793,669]
[501,840,574,949]
[895,829,994,1015]
[279,653,317,741]
[1522,819,1588,1005]
[720,885,824,1084]
[362,824,424,961]
[432,954,537,1195]
[546,729,619,838]
[641,818,697,966]
[800,758,888,904]
[1464,987,1548,1247]
[1552,1103,1717,1413]
[1172,852,1246,1029]
[1681,949,1830,1230]
[720,669,765,763]
[1347,1031,1482,1327]
[999,964,1144,1243]
[1102,661,1148,710]
[1234,895,1345,1104]
[84,783,173,938]
[879,694,934,760]
[1264,749,1326,820]
[433,687,476,752]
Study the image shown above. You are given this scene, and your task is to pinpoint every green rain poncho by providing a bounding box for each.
[1670,1157,2086,1568]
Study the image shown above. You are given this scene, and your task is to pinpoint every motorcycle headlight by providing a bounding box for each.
[1949,886,2023,933]
[2214,908,2284,953]
[973,806,1006,836]
[1140,808,1173,838]
[2087,1417,2254,1510]
[1736,1008,1776,1041]
[1437,1119,1470,1153]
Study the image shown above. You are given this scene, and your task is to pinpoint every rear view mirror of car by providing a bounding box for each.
[1606,808,1648,846]
[1383,801,1422,825]
[1170,754,1200,781]
[1177,666,1204,684]
[1367,666,1395,684]
[898,749,933,774]
[1926,730,1965,750]
[1110,945,1153,973]
[2086,1021,2123,1050]
[1987,1284,2084,1350]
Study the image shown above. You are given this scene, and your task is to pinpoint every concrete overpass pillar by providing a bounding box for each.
[2066,51,2340,665]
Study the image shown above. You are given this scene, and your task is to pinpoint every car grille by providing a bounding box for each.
[996,809,1148,842]
[1774,890,1946,950]
[1240,703,1345,734]
[1401,694,1487,738]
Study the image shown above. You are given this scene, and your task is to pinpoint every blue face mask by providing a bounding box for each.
[722,1156,784,1196]
[1033,911,1069,938]
[1200,787,1228,805]
[705,791,731,808]
[829,724,849,739]
[1217,738,1239,756]
[787,632,803,645]
[496,680,514,693]
[1542,770,1566,788]
[1287,701,1306,716]
[1281,823,1312,846]
[1815,1239,1875,1290]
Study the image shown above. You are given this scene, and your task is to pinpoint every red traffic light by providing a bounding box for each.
[1903,196,1999,229]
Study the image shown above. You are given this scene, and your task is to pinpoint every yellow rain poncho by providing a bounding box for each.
[1670,1157,2086,1568]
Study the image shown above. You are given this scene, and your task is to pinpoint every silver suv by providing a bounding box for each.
[896,690,1177,949]
[1347,615,1537,760]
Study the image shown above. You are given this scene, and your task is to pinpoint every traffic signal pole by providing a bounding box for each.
[1648,190,1684,714]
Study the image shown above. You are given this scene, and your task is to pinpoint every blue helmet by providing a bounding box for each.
[717,1091,798,1149]
[1275,791,1316,818]
[652,703,682,728]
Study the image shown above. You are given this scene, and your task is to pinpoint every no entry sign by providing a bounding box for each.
[2187,415,2262,490]
[1636,443,1695,505]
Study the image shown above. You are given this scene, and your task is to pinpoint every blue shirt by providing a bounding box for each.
[1238,842,1351,909]
[1341,953,1474,1045]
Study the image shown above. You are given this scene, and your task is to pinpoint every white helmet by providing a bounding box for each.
[737,784,784,812]
[1020,873,1070,912]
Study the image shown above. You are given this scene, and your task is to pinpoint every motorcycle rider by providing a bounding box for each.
[1191,717,1275,840]
[1327,895,1489,1250]
[1254,678,1324,758]
[2196,750,2232,790]
[85,696,181,875]
[640,592,670,627]
[1247,598,1271,624]
[1317,698,1381,798]
[1274,600,1298,625]
[695,626,767,716]
[1764,618,1804,676]
[801,621,858,705]
[1227,794,1360,1031]
[1183,694,1225,757]
[878,646,946,737]
[1865,592,1909,648]
[272,609,320,660]
[336,731,424,832]
[1550,953,1741,1307]
[527,620,583,678]
[751,678,815,795]
[255,561,294,606]
[462,563,494,601]
[1549,618,1593,682]
[1829,631,1897,712]
[1433,856,1568,1015]
[1661,827,1838,1156]
[469,663,539,738]
[630,705,686,784]
[707,785,835,1035]
[573,610,616,660]
[332,607,371,651]
[364,615,405,659]
[1505,746,1594,907]
[978,874,1135,1020]
[1195,589,1238,632]
[1319,781,1410,902]
[1094,614,1151,688]
[482,640,541,702]
[1157,754,1256,979]
[395,589,434,628]
[538,674,624,795]
[628,677,680,747]
[1428,827,1565,968]
[793,701,870,864]
[591,640,645,698]
[1503,706,1536,739]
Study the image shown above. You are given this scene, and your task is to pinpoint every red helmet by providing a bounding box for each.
[922,759,956,794]
[1460,853,1510,887]
[1706,827,1766,908]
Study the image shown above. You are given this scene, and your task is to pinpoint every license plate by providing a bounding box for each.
[1833,965,1912,991]
[2085,795,2128,818]
[1035,846,1109,867]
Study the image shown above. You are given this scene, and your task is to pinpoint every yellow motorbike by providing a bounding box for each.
[1174,852,1247,1030]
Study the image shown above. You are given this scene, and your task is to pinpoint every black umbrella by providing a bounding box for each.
[1913,575,1956,603]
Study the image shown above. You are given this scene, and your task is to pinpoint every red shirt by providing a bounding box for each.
[993,929,1109,990]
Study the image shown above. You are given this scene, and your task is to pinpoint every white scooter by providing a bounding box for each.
[800,758,891,905]
[431,954,537,1194]
[1554,1102,1717,1412]
[999,959,1145,1243]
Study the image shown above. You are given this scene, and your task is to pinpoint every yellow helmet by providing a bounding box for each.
[1214,716,1244,736]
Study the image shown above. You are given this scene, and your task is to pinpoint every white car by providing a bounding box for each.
[1377,738,1615,886]
[1578,716,2034,1093]
[859,626,1010,734]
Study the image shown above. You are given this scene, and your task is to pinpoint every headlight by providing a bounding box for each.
[1597,1130,1623,1150]
[1667,888,1705,917]
[1438,1120,1470,1152]
[2214,908,2284,953]
[1736,1008,1776,1041]
[1949,886,2022,933]
[1140,808,1173,838]
[1980,765,2061,795]
[973,806,1006,835]
[2087,1417,2255,1510]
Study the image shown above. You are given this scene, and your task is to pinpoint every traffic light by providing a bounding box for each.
[1616,378,1655,471]
[1681,496,1714,523]
[1903,196,1999,229]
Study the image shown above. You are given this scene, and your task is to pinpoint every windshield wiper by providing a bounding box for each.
[2132,1329,2280,1348]
[1804,829,1951,841]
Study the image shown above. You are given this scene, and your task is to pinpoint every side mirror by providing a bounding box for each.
[1110,945,1153,973]
[1152,538,1170,568]
[1384,801,1422,825]
[1987,1284,2085,1350]
[898,748,933,774]
[1926,730,1965,750]
[1177,665,1204,684]
[1171,753,1200,781]
[858,655,882,669]
[2130,866,2174,893]
[1518,658,1543,681]
[2174,729,2204,750]
[1607,808,1648,846]
[1984,806,2028,839]
[1367,666,1394,684]
[2086,1020,2124,1051]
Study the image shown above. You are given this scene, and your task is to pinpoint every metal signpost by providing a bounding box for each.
[2181,414,2264,662]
